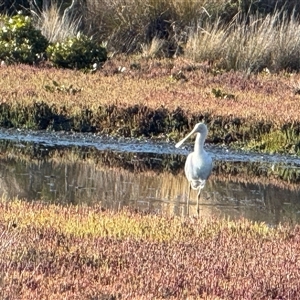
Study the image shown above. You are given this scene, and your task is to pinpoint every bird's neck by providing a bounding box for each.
[194,133,205,154]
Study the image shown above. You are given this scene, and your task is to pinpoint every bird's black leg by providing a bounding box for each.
[197,189,201,217]
[187,184,191,216]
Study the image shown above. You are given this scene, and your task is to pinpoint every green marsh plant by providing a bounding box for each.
[0,12,48,64]
[46,32,107,69]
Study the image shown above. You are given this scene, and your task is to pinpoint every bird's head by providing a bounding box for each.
[175,122,208,148]
[193,123,208,136]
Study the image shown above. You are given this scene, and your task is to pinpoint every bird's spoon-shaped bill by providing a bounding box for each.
[175,140,185,148]
[175,129,195,148]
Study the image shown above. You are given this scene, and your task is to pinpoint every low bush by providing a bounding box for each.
[46,32,107,69]
[0,13,48,64]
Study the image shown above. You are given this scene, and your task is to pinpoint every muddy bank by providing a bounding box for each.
[1,129,300,185]
[0,101,300,155]
[1,61,300,155]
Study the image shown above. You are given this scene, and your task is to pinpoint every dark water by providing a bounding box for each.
[0,128,300,225]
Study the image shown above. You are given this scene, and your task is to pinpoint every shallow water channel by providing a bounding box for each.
[0,129,300,225]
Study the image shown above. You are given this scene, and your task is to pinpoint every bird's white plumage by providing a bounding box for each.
[176,122,213,215]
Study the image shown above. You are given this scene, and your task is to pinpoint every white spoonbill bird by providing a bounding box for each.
[175,123,213,215]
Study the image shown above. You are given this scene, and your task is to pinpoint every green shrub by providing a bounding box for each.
[46,33,107,69]
[0,13,48,64]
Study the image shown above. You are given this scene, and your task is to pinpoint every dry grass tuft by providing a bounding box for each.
[141,37,166,58]
[185,11,300,72]
[32,3,81,43]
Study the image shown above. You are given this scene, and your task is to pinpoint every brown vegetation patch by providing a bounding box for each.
[1,59,299,123]
[1,200,300,299]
